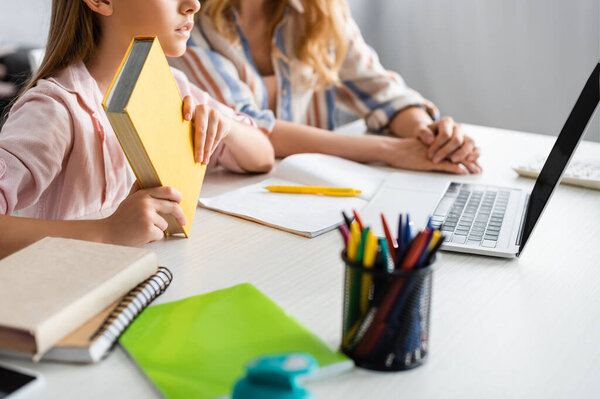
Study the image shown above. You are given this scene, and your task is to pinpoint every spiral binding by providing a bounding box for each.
[89,267,173,346]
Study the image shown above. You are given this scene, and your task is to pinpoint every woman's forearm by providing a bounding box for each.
[269,119,397,163]
[388,106,433,138]
[224,120,275,173]
[0,215,106,259]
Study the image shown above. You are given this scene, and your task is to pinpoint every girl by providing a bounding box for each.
[0,0,274,258]
[171,0,481,174]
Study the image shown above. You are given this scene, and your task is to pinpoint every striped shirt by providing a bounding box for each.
[169,0,438,134]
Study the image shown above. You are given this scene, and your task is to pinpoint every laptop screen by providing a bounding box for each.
[519,62,599,254]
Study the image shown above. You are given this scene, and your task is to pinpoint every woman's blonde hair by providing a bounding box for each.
[19,0,100,96]
[201,0,348,88]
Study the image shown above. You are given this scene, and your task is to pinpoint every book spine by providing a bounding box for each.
[90,267,173,349]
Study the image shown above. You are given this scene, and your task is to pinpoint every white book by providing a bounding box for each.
[198,154,388,237]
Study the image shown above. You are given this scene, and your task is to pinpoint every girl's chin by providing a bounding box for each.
[162,42,187,58]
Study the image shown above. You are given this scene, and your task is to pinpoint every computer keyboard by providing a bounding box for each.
[430,183,510,248]
[513,160,600,190]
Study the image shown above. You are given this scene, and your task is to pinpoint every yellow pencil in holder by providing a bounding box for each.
[347,222,361,261]
[360,231,378,314]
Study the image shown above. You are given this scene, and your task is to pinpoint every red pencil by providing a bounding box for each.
[354,232,428,357]
[352,209,364,231]
[380,213,397,264]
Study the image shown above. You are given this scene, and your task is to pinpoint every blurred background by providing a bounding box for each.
[1,0,598,141]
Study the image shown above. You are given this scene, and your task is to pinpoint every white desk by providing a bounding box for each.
[5,122,600,399]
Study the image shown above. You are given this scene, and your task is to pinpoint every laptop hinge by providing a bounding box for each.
[515,193,530,256]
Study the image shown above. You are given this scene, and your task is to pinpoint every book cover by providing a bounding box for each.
[103,36,206,237]
[120,283,352,399]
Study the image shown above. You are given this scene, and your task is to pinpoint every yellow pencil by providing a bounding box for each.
[347,222,361,261]
[360,230,378,314]
[264,185,362,197]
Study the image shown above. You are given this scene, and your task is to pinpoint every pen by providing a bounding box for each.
[264,185,362,197]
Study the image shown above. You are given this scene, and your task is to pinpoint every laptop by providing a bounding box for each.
[364,61,599,258]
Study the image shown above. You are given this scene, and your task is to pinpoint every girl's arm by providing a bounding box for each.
[222,118,274,173]
[269,119,466,174]
[0,185,187,260]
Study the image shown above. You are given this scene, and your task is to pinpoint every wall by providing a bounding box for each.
[348,0,600,141]
[1,0,599,140]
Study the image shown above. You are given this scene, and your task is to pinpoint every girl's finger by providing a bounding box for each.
[148,225,166,243]
[152,198,187,226]
[202,109,219,165]
[151,212,169,232]
[182,95,194,121]
[144,186,183,203]
[194,104,209,163]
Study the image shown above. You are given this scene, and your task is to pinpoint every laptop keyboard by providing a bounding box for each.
[430,183,511,248]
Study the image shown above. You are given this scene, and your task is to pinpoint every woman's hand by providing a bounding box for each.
[100,184,186,246]
[382,136,475,174]
[183,95,232,165]
[414,117,481,173]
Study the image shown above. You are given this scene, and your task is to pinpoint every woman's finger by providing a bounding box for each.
[428,117,454,159]
[449,136,474,163]
[432,159,468,175]
[433,124,464,163]
[461,159,481,174]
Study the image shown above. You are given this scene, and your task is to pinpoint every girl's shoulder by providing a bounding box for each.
[10,62,99,121]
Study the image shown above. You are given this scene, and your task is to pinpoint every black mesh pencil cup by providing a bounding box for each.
[340,251,437,371]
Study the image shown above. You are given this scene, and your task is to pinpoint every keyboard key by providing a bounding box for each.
[452,235,467,244]
[481,239,497,248]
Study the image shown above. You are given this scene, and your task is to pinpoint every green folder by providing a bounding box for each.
[120,283,351,399]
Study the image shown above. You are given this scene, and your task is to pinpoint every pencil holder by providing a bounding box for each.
[340,251,438,371]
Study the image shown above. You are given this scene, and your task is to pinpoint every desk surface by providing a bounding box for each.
[6,122,600,399]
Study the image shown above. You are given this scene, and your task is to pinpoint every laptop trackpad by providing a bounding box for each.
[362,173,449,237]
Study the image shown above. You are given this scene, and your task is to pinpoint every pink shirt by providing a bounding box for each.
[0,61,252,220]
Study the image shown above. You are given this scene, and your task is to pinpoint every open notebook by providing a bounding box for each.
[198,154,388,237]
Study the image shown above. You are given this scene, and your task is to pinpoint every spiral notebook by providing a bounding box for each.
[41,267,173,363]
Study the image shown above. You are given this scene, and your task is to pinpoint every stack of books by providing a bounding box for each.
[0,237,172,363]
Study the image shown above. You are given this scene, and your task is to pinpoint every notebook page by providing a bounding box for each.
[198,154,388,236]
[273,154,388,200]
[199,177,366,237]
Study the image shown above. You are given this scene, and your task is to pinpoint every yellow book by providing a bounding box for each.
[102,36,206,237]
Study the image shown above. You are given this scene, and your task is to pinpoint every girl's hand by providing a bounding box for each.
[101,184,186,246]
[183,95,232,165]
[415,117,482,173]
[384,137,474,175]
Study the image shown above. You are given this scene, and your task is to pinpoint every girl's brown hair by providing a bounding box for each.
[201,0,348,89]
[19,0,101,95]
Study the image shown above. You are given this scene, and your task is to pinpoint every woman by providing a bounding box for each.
[171,0,481,174]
